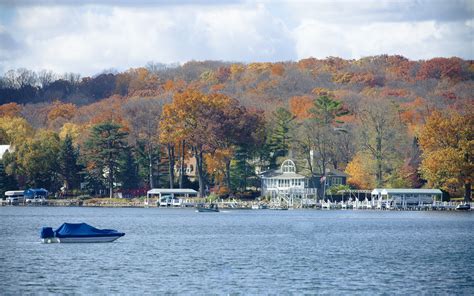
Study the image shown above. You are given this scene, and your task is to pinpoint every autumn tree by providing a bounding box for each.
[0,103,22,118]
[345,152,376,189]
[419,110,473,201]
[356,97,408,187]
[292,94,348,179]
[47,101,77,130]
[289,95,313,120]
[0,116,34,145]
[160,89,254,196]
[13,130,61,191]
[122,97,165,188]
[83,122,128,198]
[205,148,232,194]
[215,103,265,190]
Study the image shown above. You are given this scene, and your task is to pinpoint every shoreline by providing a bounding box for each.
[1,199,471,211]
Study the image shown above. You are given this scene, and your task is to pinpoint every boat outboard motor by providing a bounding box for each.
[40,227,58,243]
[40,227,54,239]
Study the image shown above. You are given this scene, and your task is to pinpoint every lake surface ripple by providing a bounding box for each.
[0,207,473,294]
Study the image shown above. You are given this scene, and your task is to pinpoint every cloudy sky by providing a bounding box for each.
[0,0,472,76]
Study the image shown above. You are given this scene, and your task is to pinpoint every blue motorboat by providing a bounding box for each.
[40,223,125,243]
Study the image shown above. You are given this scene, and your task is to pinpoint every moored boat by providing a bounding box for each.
[197,203,219,212]
[455,203,471,211]
[40,223,125,243]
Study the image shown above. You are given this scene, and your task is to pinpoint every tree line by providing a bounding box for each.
[0,55,472,201]
[0,87,471,201]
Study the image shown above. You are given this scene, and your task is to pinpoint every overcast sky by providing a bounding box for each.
[0,0,472,76]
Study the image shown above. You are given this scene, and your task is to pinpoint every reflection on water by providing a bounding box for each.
[0,207,473,294]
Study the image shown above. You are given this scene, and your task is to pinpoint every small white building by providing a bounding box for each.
[0,145,11,159]
[372,188,443,208]
[260,159,306,196]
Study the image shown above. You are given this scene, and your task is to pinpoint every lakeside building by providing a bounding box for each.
[371,188,443,208]
[308,168,348,198]
[0,145,11,159]
[260,159,306,196]
[259,159,318,208]
[260,159,348,198]
[146,188,198,206]
[174,156,197,181]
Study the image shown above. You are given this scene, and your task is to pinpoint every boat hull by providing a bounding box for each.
[42,235,123,243]
[197,207,219,212]
[40,223,125,243]
[455,204,471,211]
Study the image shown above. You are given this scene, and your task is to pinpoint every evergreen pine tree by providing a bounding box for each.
[230,145,256,192]
[58,134,80,195]
[267,107,294,168]
[84,122,128,198]
[118,147,140,190]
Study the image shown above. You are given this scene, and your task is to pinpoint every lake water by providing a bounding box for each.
[0,207,473,294]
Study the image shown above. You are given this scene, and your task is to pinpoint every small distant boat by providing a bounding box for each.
[197,203,219,212]
[455,204,471,211]
[40,223,125,243]
[269,207,288,210]
[252,204,268,210]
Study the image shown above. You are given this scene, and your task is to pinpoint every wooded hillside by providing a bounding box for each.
[0,55,472,200]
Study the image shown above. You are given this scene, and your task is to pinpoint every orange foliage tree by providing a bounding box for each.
[345,152,376,189]
[47,101,77,130]
[417,57,463,81]
[0,102,22,117]
[419,110,473,201]
[161,89,264,196]
[205,148,233,194]
[160,89,232,196]
[289,95,313,120]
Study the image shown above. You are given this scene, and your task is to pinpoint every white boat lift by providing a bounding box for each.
[146,188,198,206]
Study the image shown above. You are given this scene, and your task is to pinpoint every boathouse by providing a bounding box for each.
[371,188,443,208]
[146,188,198,199]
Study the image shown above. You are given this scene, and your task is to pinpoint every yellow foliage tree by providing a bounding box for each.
[205,148,233,193]
[419,110,473,201]
[59,122,88,145]
[345,152,376,189]
[0,116,34,145]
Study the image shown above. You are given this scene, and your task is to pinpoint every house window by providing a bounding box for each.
[333,177,342,185]
[281,160,296,173]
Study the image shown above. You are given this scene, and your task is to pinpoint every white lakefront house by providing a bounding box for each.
[260,159,306,196]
